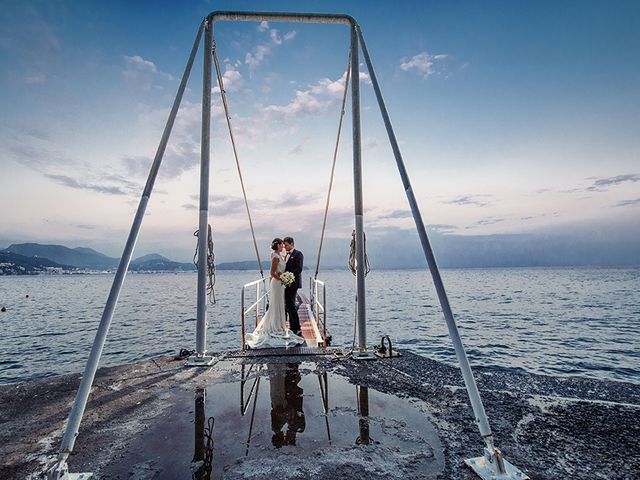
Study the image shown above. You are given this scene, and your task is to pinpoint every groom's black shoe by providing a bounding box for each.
[293,329,302,337]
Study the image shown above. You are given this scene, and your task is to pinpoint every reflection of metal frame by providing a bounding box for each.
[240,364,262,415]
[192,388,215,480]
[244,376,261,457]
[355,385,372,445]
[317,372,332,445]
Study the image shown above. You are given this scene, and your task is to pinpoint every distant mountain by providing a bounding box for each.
[0,251,74,275]
[132,253,168,264]
[2,243,118,269]
[129,254,195,272]
[0,243,196,273]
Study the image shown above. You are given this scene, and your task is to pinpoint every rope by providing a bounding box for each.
[193,224,216,305]
[348,229,370,277]
[211,37,264,277]
[315,53,352,280]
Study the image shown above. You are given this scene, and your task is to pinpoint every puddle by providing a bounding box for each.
[100,361,444,479]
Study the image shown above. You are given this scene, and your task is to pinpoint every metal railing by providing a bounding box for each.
[240,277,270,351]
[310,277,327,346]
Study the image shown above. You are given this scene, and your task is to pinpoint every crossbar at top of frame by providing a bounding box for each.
[207,10,357,27]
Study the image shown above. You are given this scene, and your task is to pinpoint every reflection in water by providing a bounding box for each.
[97,361,444,479]
[192,387,215,480]
[318,372,331,445]
[356,385,375,445]
[269,363,306,448]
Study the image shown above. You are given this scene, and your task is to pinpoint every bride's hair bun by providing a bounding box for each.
[271,238,283,250]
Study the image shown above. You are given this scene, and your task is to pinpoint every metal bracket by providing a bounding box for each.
[185,354,216,367]
[351,348,377,361]
[374,335,401,358]
[46,460,93,480]
[465,447,529,480]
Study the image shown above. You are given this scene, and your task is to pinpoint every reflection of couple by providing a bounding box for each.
[269,363,305,448]
[246,237,305,349]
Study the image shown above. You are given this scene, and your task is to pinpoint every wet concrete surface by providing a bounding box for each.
[1,350,639,479]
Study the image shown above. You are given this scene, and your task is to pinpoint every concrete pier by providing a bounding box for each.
[1,351,639,479]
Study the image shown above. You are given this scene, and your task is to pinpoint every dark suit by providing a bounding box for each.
[284,248,303,332]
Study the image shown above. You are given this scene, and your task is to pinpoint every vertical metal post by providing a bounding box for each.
[255,283,259,327]
[195,19,212,357]
[356,26,528,479]
[241,287,246,352]
[48,21,205,479]
[350,25,370,358]
[323,283,327,347]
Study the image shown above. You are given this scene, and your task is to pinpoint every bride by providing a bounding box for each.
[245,238,305,349]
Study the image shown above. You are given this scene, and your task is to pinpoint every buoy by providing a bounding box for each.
[25,294,29,298]
[1,306,6,312]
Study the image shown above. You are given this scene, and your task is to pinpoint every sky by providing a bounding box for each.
[1,0,639,268]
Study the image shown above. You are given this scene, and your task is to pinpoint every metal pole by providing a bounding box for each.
[210,11,354,26]
[241,287,246,351]
[47,22,204,478]
[356,22,493,443]
[323,284,327,347]
[350,25,369,355]
[195,20,212,357]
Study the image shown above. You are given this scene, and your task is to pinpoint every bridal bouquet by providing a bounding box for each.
[280,271,295,287]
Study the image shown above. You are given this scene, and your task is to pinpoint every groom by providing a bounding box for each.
[283,236,303,336]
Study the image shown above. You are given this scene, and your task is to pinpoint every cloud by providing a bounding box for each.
[378,210,412,219]
[9,143,74,170]
[124,55,157,74]
[9,124,51,142]
[122,55,173,89]
[0,5,61,84]
[44,174,127,196]
[429,224,457,234]
[476,217,505,226]
[245,25,297,72]
[187,194,247,216]
[262,70,368,119]
[270,29,282,45]
[212,67,243,95]
[7,129,144,196]
[443,195,491,207]
[400,51,448,79]
[613,198,640,208]
[289,144,304,155]
[211,195,246,216]
[245,44,272,71]
[587,174,639,191]
[124,100,224,179]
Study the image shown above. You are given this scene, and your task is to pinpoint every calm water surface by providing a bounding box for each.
[0,268,638,385]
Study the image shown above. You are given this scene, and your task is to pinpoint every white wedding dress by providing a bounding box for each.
[245,252,305,349]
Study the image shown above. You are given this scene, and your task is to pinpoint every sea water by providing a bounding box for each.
[0,268,638,385]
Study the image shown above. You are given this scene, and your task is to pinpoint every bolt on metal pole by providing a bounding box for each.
[350,25,369,357]
[356,26,528,479]
[48,21,205,479]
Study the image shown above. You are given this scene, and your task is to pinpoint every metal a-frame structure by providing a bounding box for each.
[47,11,528,480]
